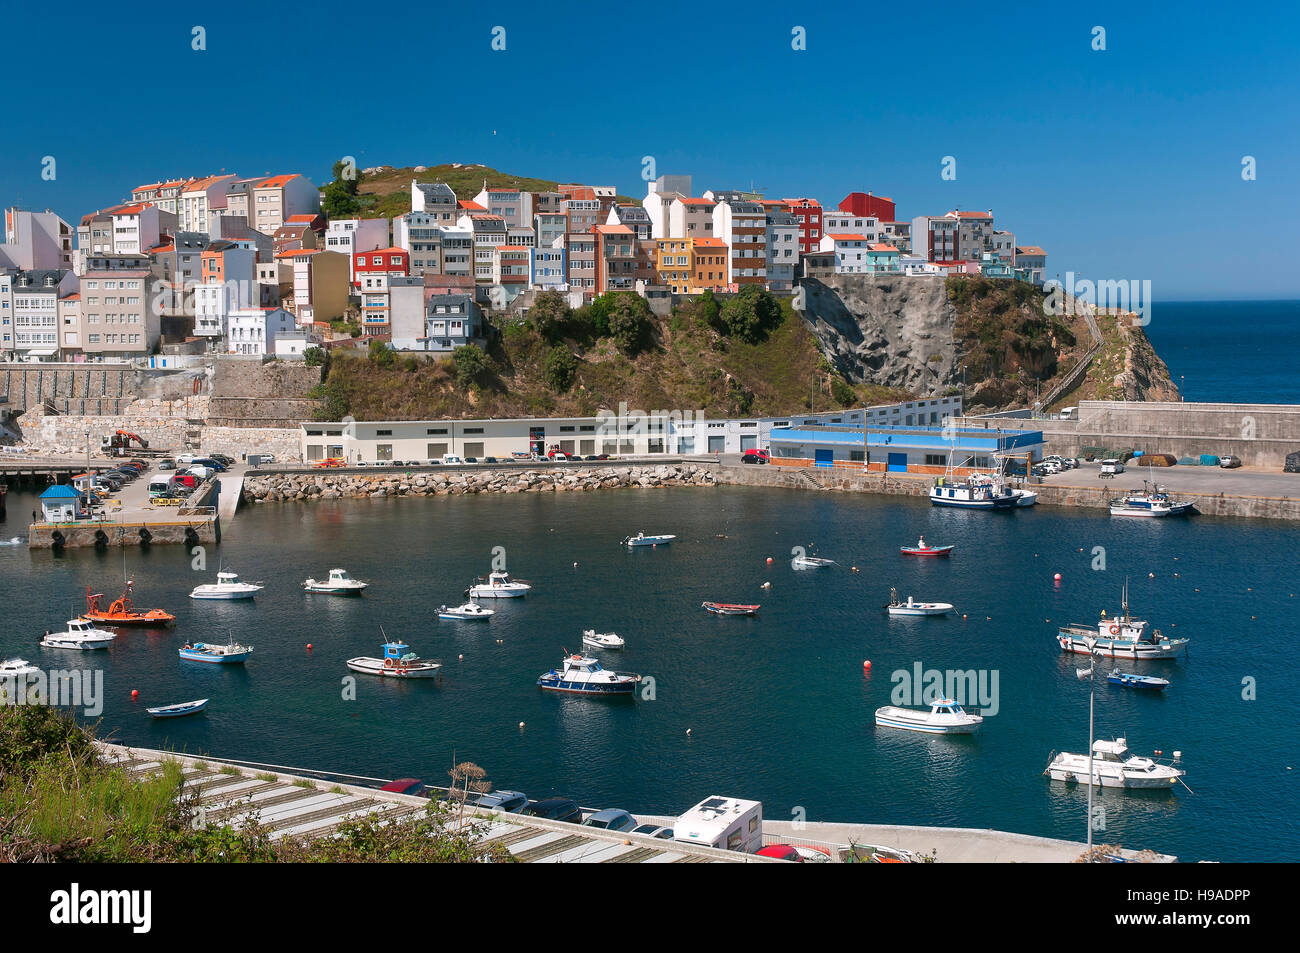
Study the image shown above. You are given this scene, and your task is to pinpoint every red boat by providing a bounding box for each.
[899,536,953,558]
[84,583,176,626]
[702,602,760,616]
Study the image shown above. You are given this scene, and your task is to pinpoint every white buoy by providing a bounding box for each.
[458,654,464,660]
[519,721,525,729]
[686,728,692,736]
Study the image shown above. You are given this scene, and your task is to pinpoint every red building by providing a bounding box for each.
[352,246,410,288]
[838,191,896,224]
[782,197,824,257]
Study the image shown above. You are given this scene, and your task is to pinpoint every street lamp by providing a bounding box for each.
[1075,636,1106,848]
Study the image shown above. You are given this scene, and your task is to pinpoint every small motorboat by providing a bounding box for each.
[792,554,835,569]
[466,570,531,599]
[303,568,368,595]
[190,570,263,600]
[346,640,442,678]
[146,698,209,719]
[1044,738,1185,789]
[41,618,117,650]
[900,536,953,558]
[623,532,676,547]
[1107,669,1171,691]
[874,697,983,734]
[0,658,41,680]
[84,582,175,626]
[179,634,253,664]
[702,602,760,616]
[884,588,954,616]
[438,601,494,620]
[582,629,625,649]
[537,653,641,695]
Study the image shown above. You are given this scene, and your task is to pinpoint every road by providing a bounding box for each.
[1039,460,1300,498]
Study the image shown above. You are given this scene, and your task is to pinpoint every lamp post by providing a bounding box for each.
[1077,635,1105,848]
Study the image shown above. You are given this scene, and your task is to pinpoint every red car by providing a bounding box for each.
[741,448,770,465]
[756,844,803,862]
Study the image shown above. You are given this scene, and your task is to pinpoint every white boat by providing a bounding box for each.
[1110,480,1194,518]
[1057,580,1188,659]
[190,570,263,600]
[884,587,954,616]
[303,568,368,594]
[466,570,531,599]
[40,617,116,650]
[438,601,494,620]
[346,640,442,679]
[874,697,983,734]
[792,555,835,569]
[623,532,676,547]
[1044,738,1185,789]
[582,629,625,649]
[537,653,641,695]
[0,658,41,679]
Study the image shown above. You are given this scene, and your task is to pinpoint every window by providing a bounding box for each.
[463,427,483,434]
[925,454,948,467]
[376,429,393,436]
[427,428,447,435]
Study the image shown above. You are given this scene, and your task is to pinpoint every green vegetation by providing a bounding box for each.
[0,706,511,863]
[718,285,783,344]
[543,345,578,392]
[322,159,363,218]
[452,343,489,390]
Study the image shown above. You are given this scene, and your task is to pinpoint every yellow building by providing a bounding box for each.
[655,237,728,294]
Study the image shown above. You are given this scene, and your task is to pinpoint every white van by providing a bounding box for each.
[1100,458,1125,475]
[441,454,464,466]
[147,476,173,497]
[672,796,763,853]
[1059,406,1076,420]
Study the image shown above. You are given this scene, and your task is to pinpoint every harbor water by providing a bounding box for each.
[2,485,1297,862]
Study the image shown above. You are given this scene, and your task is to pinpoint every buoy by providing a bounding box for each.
[306,643,313,651]
[519,721,525,729]
[1174,573,1179,578]
[686,728,692,736]
[962,614,967,620]
[573,562,578,568]
[761,581,771,590]
[985,616,991,620]
[1148,572,1155,578]
[458,654,464,660]
[131,689,138,698]
[863,660,871,671]
[766,557,773,565]
[1054,573,1062,582]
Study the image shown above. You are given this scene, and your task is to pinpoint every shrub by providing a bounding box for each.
[528,290,571,341]
[452,343,489,389]
[543,345,578,392]
[606,292,652,355]
[719,286,782,343]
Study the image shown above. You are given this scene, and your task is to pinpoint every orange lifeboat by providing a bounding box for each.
[84,583,176,626]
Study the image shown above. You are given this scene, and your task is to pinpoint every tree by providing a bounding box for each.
[303,346,328,369]
[310,378,350,420]
[367,338,395,368]
[321,159,362,218]
[606,292,652,355]
[720,285,783,344]
[528,290,571,341]
[452,343,488,390]
[543,345,578,392]
[697,289,722,332]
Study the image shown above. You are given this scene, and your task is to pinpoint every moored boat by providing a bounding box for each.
[623,532,676,547]
[0,658,41,680]
[900,535,953,557]
[40,618,116,650]
[303,568,368,595]
[702,602,759,616]
[1106,669,1171,690]
[792,554,835,569]
[190,570,263,600]
[346,640,442,678]
[467,570,531,599]
[536,653,641,695]
[1057,581,1188,659]
[582,629,625,649]
[438,601,494,620]
[1044,738,1185,789]
[84,582,175,626]
[929,475,1019,509]
[147,698,209,719]
[874,697,983,734]
[1110,481,1195,518]
[884,587,953,616]
[179,635,253,664]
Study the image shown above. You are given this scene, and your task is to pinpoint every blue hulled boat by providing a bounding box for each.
[1107,669,1171,690]
[537,654,641,696]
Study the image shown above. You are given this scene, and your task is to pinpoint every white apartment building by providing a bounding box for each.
[2,208,74,271]
[818,234,871,273]
[410,180,458,222]
[227,307,296,356]
[473,187,533,229]
[711,199,767,286]
[765,210,799,291]
[667,197,716,239]
[177,175,237,232]
[327,218,391,281]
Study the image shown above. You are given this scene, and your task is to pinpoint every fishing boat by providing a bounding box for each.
[1044,738,1185,789]
[792,554,835,569]
[884,588,954,616]
[438,601,494,620]
[900,535,953,557]
[536,653,641,695]
[1106,669,1171,691]
[146,698,209,719]
[303,568,368,595]
[1057,581,1188,659]
[178,634,253,664]
[1110,481,1195,518]
[702,602,760,616]
[466,570,531,599]
[874,697,983,734]
[83,581,175,626]
[929,475,1019,509]
[0,658,41,680]
[346,640,442,678]
[582,629,625,649]
[40,618,116,650]
[189,570,263,600]
[623,532,676,547]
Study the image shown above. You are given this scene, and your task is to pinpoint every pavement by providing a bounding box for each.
[1037,460,1300,498]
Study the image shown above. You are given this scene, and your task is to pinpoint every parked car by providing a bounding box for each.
[755,844,804,862]
[1063,457,1080,469]
[442,454,464,466]
[157,458,177,470]
[1099,458,1125,476]
[425,459,441,466]
[585,454,610,461]
[741,448,770,465]
[631,824,674,840]
[471,790,529,814]
[191,458,228,472]
[484,456,499,464]
[176,453,197,465]
[547,450,571,461]
[209,453,235,467]
[464,457,479,464]
[1219,454,1242,469]
[171,473,198,490]
[187,465,214,480]
[581,809,637,833]
[378,778,426,796]
[523,798,581,823]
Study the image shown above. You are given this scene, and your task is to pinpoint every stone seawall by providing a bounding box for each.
[200,426,302,462]
[242,463,717,502]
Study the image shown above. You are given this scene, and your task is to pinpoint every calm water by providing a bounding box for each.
[1146,300,1300,404]
[2,485,1298,862]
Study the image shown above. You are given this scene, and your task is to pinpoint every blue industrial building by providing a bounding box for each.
[768,424,1044,472]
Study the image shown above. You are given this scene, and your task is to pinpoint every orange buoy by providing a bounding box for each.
[962,614,968,620]
[863,660,871,672]
[766,557,773,565]
[306,643,313,650]
[1054,573,1062,582]
[131,689,139,698]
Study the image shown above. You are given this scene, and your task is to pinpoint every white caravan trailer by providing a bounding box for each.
[673,796,763,853]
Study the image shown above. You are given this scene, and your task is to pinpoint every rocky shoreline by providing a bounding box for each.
[242,463,717,502]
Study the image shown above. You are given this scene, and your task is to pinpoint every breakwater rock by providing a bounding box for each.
[242,463,717,503]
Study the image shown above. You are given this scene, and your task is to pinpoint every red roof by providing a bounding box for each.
[868,243,900,253]
[1015,246,1046,256]
[274,248,320,259]
[827,233,868,242]
[256,174,300,189]
[354,247,407,256]
[692,238,726,247]
[950,210,992,219]
[677,198,715,206]
[458,200,487,211]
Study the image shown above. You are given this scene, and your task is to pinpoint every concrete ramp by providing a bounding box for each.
[216,474,244,522]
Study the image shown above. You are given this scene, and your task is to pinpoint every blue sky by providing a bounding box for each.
[4,1,1296,300]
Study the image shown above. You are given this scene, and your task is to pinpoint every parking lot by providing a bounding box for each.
[1037,459,1300,497]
